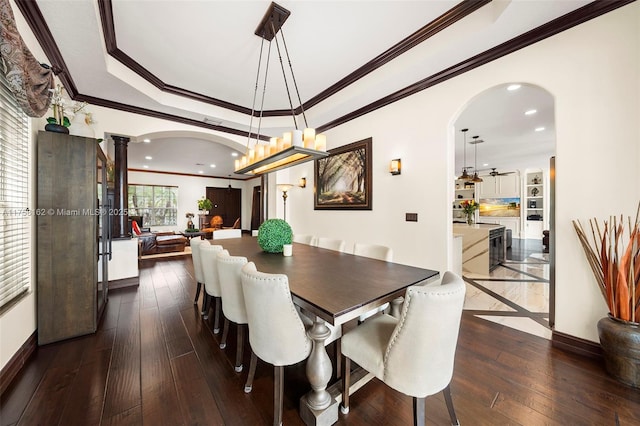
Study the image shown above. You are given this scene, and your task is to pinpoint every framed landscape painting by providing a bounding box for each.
[314,138,372,210]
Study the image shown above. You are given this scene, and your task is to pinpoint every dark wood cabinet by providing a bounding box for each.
[37,131,109,345]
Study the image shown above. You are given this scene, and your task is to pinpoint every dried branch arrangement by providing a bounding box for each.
[572,202,640,323]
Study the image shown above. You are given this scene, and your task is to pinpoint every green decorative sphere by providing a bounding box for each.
[257,219,292,253]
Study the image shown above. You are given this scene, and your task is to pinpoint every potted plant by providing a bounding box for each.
[572,203,640,388]
[45,84,70,133]
[197,197,212,214]
[257,219,292,253]
[461,199,479,225]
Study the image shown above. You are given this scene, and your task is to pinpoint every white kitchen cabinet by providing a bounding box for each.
[498,175,520,197]
[480,217,520,239]
[525,220,544,240]
[477,174,520,198]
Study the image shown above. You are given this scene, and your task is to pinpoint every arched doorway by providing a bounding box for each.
[452,83,556,339]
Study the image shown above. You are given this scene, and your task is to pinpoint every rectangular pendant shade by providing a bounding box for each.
[234,145,328,175]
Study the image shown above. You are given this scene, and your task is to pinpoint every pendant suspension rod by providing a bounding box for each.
[473,135,479,173]
[247,37,266,149]
[474,141,477,172]
[271,22,298,130]
[279,27,308,129]
[255,39,273,144]
[463,132,467,173]
[461,128,468,177]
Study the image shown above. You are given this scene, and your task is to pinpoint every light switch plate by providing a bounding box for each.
[406,213,418,222]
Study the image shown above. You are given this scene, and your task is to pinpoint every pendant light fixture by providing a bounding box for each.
[458,128,471,181]
[234,2,328,176]
[470,135,484,183]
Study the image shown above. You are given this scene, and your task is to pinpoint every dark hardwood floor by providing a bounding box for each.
[2,256,639,425]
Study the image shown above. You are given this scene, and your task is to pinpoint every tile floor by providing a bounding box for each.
[462,238,551,339]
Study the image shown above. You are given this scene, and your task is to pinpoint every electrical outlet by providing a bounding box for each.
[406,213,418,222]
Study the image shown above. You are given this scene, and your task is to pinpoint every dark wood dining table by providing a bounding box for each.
[218,236,440,425]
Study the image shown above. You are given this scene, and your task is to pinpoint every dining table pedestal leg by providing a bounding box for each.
[300,318,338,426]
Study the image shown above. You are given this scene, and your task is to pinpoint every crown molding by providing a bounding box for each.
[15,0,635,138]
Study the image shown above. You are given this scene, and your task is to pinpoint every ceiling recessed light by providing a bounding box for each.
[231,153,238,157]
[198,170,204,174]
[535,127,545,132]
[507,84,521,91]
[143,139,151,143]
[525,109,537,115]
[483,163,489,167]
[143,165,149,169]
[145,155,152,160]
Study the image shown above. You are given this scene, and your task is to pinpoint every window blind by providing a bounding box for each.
[0,64,31,309]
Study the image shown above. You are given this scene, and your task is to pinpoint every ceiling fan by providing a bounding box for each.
[489,168,516,176]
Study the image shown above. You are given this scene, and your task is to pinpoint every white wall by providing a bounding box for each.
[2,2,638,372]
[128,170,257,232]
[286,3,639,342]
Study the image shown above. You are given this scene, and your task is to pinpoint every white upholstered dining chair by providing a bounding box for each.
[292,234,316,245]
[353,242,393,261]
[216,251,249,372]
[353,242,394,321]
[212,228,242,239]
[340,271,466,426]
[189,238,210,305]
[240,262,312,426]
[200,245,225,333]
[315,237,345,252]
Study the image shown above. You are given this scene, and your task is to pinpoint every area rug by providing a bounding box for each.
[140,246,192,260]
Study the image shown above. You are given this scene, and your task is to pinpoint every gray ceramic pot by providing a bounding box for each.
[597,315,640,388]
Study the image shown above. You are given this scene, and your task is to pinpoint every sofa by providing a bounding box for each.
[138,231,187,256]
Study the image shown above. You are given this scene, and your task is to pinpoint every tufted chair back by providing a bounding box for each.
[217,251,249,325]
[200,245,225,298]
[240,262,311,366]
[340,271,466,425]
[353,242,393,262]
[315,237,345,252]
[190,238,210,284]
[383,272,465,397]
[293,234,316,245]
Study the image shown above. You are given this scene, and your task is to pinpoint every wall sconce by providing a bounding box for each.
[390,159,401,175]
[298,177,306,188]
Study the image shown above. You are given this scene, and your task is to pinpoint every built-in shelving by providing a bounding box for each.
[453,180,475,220]
[525,171,544,239]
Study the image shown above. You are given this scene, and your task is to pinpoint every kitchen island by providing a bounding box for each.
[453,223,506,275]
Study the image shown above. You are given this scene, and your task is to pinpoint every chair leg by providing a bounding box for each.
[213,297,221,334]
[340,356,351,414]
[202,294,210,319]
[274,365,284,426]
[442,385,460,426]
[234,325,244,372]
[335,338,342,379]
[220,318,230,349]
[412,396,425,426]
[193,282,201,305]
[244,350,258,393]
